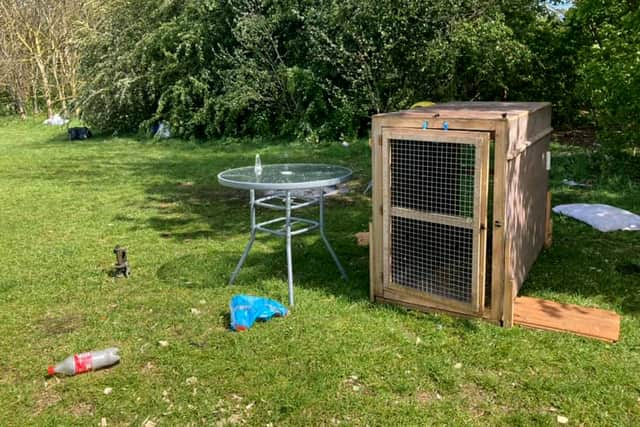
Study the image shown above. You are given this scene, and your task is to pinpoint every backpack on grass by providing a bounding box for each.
[68,126,93,140]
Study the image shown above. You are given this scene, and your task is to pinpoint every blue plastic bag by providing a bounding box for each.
[230,295,288,331]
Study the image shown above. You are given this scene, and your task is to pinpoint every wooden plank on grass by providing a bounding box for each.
[357,231,369,247]
[514,296,620,343]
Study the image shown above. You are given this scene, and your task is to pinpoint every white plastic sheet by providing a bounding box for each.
[43,114,69,126]
[553,203,640,232]
[154,122,171,139]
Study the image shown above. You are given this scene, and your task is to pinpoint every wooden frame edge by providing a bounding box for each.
[376,296,501,325]
[490,120,509,322]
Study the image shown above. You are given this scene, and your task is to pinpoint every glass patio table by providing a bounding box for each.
[217,163,353,305]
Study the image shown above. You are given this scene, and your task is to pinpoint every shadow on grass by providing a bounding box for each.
[30,132,373,302]
[142,181,249,239]
[524,222,640,316]
[115,144,373,301]
[28,132,638,314]
[523,145,640,315]
[155,227,371,302]
[489,141,634,313]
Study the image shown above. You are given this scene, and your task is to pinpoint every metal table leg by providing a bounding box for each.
[319,192,348,280]
[285,191,294,305]
[229,189,256,285]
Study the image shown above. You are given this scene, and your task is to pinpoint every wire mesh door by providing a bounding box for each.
[381,128,490,314]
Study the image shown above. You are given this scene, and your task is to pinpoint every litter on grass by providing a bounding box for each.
[48,348,120,376]
[43,114,69,126]
[562,178,592,188]
[152,121,172,139]
[68,127,92,140]
[230,295,288,331]
[113,245,130,277]
[553,203,640,232]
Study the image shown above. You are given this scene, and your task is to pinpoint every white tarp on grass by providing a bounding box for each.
[553,203,640,232]
[43,114,69,126]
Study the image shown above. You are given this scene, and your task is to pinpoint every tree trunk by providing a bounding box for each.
[32,76,40,114]
[9,86,27,119]
[52,53,67,114]
[17,97,26,119]
[33,34,53,118]
[35,59,53,117]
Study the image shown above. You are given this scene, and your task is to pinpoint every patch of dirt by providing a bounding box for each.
[212,394,255,426]
[415,390,441,406]
[142,361,156,372]
[33,389,61,415]
[70,402,95,417]
[460,383,498,418]
[0,366,24,384]
[38,314,84,335]
[343,375,372,395]
[553,128,597,147]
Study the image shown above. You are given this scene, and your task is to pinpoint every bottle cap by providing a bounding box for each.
[47,366,55,376]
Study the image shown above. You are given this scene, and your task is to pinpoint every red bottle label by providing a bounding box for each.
[74,352,93,374]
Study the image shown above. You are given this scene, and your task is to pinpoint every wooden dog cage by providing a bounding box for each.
[369,102,553,326]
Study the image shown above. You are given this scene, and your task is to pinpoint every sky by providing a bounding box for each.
[545,0,574,19]
[547,0,574,10]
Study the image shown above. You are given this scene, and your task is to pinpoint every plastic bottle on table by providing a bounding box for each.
[254,154,262,175]
[48,347,120,376]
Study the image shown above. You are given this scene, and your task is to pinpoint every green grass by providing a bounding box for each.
[0,118,638,426]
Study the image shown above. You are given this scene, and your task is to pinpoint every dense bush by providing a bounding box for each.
[76,0,639,152]
[0,91,16,115]
[567,0,640,152]
[78,1,202,134]
[79,0,555,139]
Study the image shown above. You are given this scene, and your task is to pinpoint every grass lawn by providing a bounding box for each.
[0,118,638,426]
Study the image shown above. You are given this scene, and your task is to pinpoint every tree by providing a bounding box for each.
[0,0,92,118]
[567,0,640,152]
[78,0,557,139]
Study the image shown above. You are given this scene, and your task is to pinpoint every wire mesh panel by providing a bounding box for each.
[391,139,476,218]
[382,131,489,312]
[391,216,474,302]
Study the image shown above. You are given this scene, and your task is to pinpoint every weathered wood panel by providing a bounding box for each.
[514,297,620,342]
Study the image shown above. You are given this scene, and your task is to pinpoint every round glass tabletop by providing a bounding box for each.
[218,163,352,190]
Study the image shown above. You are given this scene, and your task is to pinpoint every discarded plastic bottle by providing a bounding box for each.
[48,348,120,376]
[254,154,262,176]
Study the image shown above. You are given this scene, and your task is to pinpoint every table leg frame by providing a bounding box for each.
[229,189,347,306]
[285,191,294,305]
[229,189,256,285]
[319,192,348,281]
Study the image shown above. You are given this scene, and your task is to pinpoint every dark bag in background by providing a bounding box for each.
[68,127,93,140]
